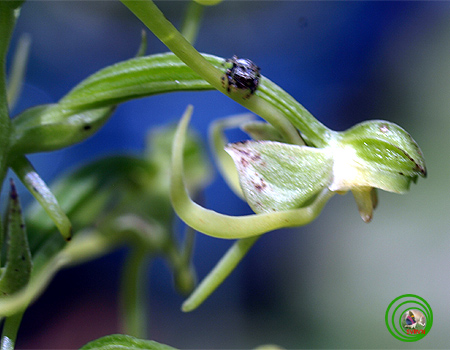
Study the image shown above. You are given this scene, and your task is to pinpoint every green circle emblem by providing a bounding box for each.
[385,294,432,342]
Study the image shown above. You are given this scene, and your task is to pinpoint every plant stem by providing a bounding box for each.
[121,0,222,88]
[0,4,16,194]
[180,1,204,45]
[120,247,150,339]
[182,235,260,312]
[0,310,25,350]
[120,0,328,147]
[6,33,30,110]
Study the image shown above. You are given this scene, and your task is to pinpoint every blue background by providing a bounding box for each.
[6,1,450,348]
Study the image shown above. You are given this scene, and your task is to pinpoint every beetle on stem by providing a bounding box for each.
[222,55,261,98]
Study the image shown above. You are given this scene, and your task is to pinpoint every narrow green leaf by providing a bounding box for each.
[12,51,317,151]
[24,156,154,248]
[225,141,333,213]
[58,53,215,112]
[0,180,32,296]
[80,334,177,350]
[11,156,72,241]
[182,235,260,312]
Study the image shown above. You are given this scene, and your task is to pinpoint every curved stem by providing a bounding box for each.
[120,0,326,146]
[182,235,260,312]
[121,0,222,88]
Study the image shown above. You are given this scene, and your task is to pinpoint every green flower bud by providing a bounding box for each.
[330,120,426,194]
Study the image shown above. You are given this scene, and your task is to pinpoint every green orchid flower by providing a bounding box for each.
[225,119,426,223]
[172,111,426,245]
[173,108,426,312]
[118,0,426,311]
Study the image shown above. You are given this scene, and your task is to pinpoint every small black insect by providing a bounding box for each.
[222,55,261,98]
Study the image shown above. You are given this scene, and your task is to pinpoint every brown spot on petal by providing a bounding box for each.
[252,176,267,192]
[232,142,262,162]
[379,124,389,133]
[251,153,261,162]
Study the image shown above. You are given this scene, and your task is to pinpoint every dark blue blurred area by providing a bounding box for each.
[5,1,447,348]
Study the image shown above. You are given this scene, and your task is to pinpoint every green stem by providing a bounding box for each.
[0,310,25,350]
[120,0,327,147]
[0,3,16,196]
[182,235,260,312]
[180,224,196,266]
[6,33,30,110]
[180,1,204,45]
[165,225,197,295]
[121,0,221,88]
[120,247,150,339]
